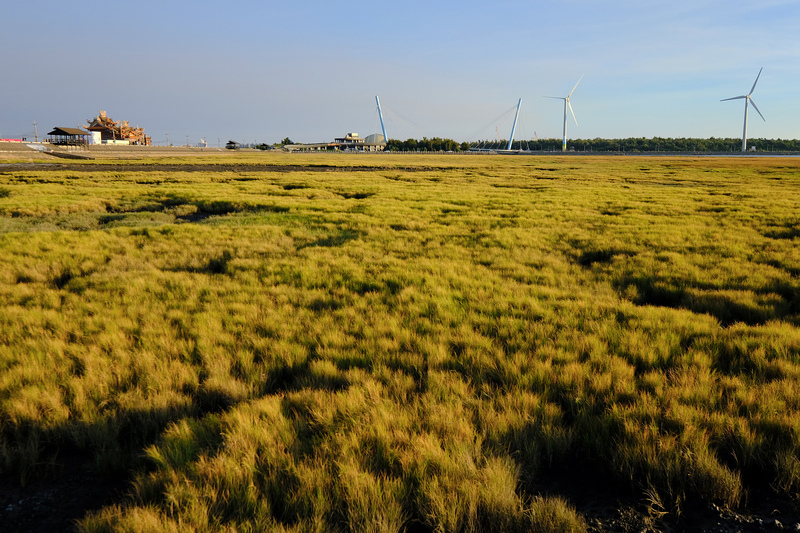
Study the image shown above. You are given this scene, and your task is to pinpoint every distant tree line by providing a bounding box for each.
[384,137,800,153]
[386,137,471,152]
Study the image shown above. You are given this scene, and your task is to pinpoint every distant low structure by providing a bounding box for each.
[285,132,386,152]
[85,110,151,145]
[363,133,385,145]
[47,127,89,146]
[334,132,366,148]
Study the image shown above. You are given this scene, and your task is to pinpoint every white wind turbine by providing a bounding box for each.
[721,68,765,152]
[545,76,582,152]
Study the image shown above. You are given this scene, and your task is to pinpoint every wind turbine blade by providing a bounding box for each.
[749,98,766,121]
[749,67,763,95]
[721,96,746,102]
[568,75,584,98]
[568,101,578,126]
[544,96,565,100]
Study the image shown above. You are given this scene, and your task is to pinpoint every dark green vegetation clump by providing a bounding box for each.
[1,153,800,531]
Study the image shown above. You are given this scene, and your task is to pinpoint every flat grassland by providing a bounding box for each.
[2,153,800,531]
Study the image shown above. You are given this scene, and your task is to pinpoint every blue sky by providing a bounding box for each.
[1,0,798,145]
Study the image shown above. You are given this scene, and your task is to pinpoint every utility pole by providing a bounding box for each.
[33,121,38,142]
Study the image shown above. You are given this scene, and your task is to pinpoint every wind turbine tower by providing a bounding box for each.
[546,76,582,152]
[721,68,765,152]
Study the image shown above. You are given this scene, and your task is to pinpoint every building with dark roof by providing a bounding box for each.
[47,127,89,146]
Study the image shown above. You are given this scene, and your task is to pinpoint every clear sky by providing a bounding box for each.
[1,0,798,145]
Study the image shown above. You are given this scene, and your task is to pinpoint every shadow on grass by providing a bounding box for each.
[577,248,628,268]
[298,229,362,249]
[763,223,800,240]
[570,240,636,269]
[102,195,289,224]
[0,383,246,531]
[335,190,375,200]
[614,275,796,327]
[148,250,239,276]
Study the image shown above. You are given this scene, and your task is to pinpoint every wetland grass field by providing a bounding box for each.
[2,152,800,531]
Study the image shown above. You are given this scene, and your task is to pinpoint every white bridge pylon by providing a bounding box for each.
[507,99,521,150]
[375,96,388,144]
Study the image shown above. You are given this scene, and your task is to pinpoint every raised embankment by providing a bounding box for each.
[0,142,246,161]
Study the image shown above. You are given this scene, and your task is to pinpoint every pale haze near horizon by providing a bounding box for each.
[1,0,798,146]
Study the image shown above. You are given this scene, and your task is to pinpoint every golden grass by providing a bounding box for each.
[1,153,799,530]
